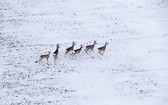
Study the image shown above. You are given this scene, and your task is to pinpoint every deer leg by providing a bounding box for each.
[39,58,42,63]
[64,51,68,57]
[85,49,89,53]
[54,55,58,62]
[98,50,100,54]
[101,51,104,55]
[70,51,75,59]
[71,53,75,59]
[72,53,76,58]
[46,58,48,64]
[74,52,78,57]
[99,51,102,55]
[98,50,102,55]
[53,55,56,61]
[69,54,72,59]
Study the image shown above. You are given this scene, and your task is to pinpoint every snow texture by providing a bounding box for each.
[0,0,168,105]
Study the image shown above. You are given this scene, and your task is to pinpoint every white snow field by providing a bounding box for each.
[0,0,168,105]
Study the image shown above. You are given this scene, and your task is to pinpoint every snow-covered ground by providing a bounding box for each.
[1,0,168,105]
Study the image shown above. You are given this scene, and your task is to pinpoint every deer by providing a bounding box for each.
[69,45,83,58]
[53,44,60,60]
[85,40,97,53]
[98,42,108,55]
[64,41,76,57]
[39,51,51,64]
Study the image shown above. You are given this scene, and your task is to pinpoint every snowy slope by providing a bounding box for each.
[1,0,168,105]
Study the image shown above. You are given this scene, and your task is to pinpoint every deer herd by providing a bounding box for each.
[38,41,108,64]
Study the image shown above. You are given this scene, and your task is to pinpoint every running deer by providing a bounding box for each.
[64,41,76,57]
[39,51,51,63]
[85,40,97,53]
[53,44,60,60]
[70,45,83,58]
[98,42,108,55]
